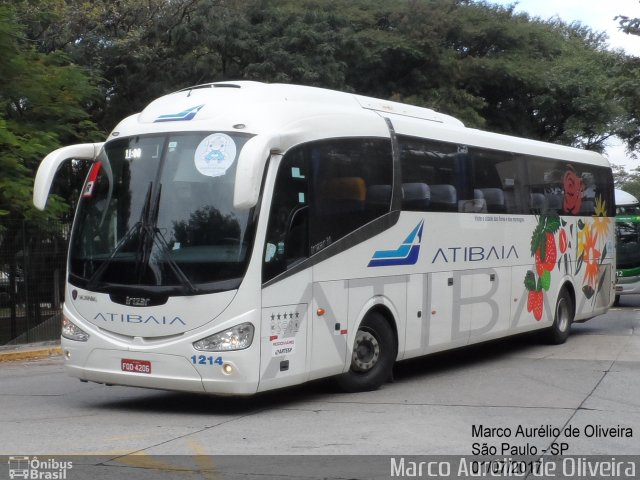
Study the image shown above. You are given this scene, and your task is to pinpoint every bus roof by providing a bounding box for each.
[109,81,610,169]
[616,189,639,206]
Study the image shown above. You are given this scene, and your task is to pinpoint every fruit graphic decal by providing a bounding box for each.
[524,162,611,320]
[575,195,610,300]
[525,214,560,320]
[526,289,543,321]
[556,218,574,276]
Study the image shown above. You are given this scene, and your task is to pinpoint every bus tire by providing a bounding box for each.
[336,311,397,393]
[546,287,573,345]
[614,295,620,306]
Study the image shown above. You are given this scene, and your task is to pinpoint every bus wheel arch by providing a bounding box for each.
[336,307,398,392]
[546,283,575,344]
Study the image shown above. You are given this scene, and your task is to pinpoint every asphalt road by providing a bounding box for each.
[1,297,639,479]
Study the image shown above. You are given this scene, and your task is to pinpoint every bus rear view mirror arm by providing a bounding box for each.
[33,143,104,210]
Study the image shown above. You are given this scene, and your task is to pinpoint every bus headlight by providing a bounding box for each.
[193,322,254,352]
[62,315,89,342]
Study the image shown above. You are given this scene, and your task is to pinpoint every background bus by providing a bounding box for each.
[615,189,640,305]
[33,82,615,395]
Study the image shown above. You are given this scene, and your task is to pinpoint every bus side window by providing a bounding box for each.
[468,148,524,214]
[398,136,460,212]
[263,149,310,283]
[308,138,393,250]
[522,159,615,216]
[524,158,564,215]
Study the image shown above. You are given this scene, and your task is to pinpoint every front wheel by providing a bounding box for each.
[545,287,573,344]
[336,312,397,392]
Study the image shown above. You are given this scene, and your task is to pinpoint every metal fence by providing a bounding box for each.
[0,219,71,345]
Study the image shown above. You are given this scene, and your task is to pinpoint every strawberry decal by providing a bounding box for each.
[527,289,544,321]
[525,215,560,321]
[535,231,557,274]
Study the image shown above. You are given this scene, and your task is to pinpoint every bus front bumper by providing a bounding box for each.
[62,342,260,396]
[615,276,640,296]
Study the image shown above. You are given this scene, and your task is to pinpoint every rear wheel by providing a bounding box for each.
[336,311,397,392]
[546,287,573,344]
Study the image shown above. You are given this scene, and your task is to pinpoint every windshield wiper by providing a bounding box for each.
[149,225,199,295]
[145,184,199,295]
[86,182,153,290]
[85,182,199,295]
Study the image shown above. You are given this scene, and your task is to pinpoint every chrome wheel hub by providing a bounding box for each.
[351,329,380,372]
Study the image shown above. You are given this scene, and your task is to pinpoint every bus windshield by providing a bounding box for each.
[69,132,255,294]
[616,212,640,271]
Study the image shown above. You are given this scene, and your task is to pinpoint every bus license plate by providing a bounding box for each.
[121,358,151,374]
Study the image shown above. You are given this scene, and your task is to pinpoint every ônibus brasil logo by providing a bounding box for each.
[7,456,73,479]
[368,221,423,267]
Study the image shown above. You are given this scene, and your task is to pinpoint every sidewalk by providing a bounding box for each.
[0,340,62,362]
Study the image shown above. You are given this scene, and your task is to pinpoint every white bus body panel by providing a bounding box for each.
[61,300,263,395]
[70,288,236,337]
[311,211,613,358]
[259,270,312,392]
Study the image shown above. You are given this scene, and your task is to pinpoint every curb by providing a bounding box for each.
[0,342,63,362]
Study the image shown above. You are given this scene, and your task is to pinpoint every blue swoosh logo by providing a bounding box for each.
[368,221,423,267]
[154,104,205,122]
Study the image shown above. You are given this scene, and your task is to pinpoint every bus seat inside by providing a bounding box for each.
[429,184,457,211]
[530,193,545,214]
[401,183,431,210]
[480,188,506,213]
[545,193,563,213]
[366,184,392,209]
[318,176,366,213]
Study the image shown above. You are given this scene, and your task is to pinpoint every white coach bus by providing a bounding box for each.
[33,82,615,394]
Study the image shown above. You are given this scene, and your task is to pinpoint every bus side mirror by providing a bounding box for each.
[234,136,277,210]
[33,143,104,210]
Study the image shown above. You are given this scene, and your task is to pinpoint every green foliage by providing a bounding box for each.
[540,270,551,291]
[0,4,100,225]
[613,56,640,156]
[524,270,536,291]
[613,165,640,200]
[530,215,560,257]
[2,0,639,228]
[617,1,640,37]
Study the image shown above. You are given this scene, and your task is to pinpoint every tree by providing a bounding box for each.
[9,0,639,159]
[613,165,640,200]
[10,0,203,130]
[0,5,99,222]
[1,4,101,320]
[611,1,640,159]
[617,0,640,37]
